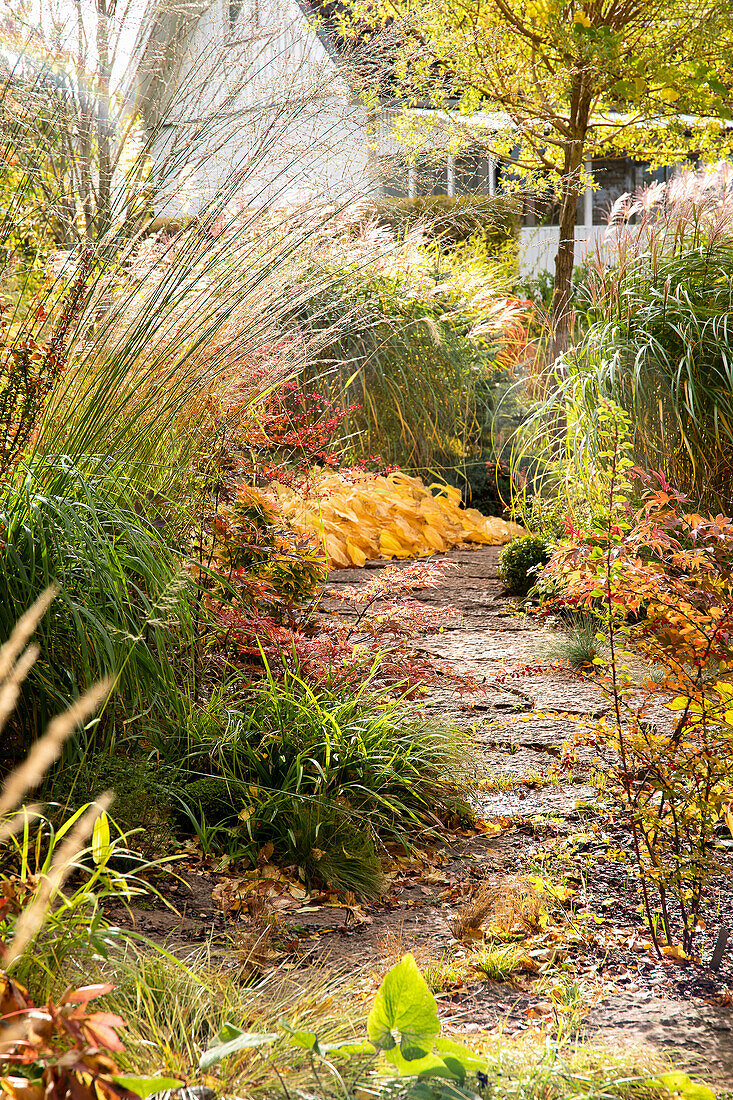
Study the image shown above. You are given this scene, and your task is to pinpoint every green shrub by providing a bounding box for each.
[178,776,248,827]
[498,534,553,596]
[45,751,179,846]
[187,665,467,897]
[285,799,384,897]
[375,195,521,254]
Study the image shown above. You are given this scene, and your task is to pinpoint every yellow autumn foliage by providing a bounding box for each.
[273,470,524,569]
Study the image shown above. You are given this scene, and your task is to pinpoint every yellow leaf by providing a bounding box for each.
[661,944,689,960]
[346,540,367,567]
[274,471,524,567]
[422,526,447,552]
[725,802,733,837]
[379,531,405,556]
[323,533,350,568]
[92,812,111,867]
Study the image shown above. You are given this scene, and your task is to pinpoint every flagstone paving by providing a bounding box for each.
[115,545,733,1089]
[320,546,733,1088]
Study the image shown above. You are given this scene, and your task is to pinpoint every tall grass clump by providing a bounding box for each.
[0,459,191,754]
[184,662,468,896]
[0,593,150,998]
[293,218,522,482]
[0,3,412,755]
[514,164,733,512]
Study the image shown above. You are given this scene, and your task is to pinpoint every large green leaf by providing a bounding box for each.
[367,954,440,1060]
[199,1022,278,1070]
[112,1078,183,1099]
[383,1049,451,1077]
[278,1018,320,1052]
[653,1073,717,1100]
[383,1038,487,1084]
[433,1037,488,1083]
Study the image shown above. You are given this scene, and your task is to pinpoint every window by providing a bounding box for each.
[379,158,409,198]
[455,152,492,194]
[414,155,448,196]
[592,158,677,225]
[378,150,495,199]
[228,0,243,30]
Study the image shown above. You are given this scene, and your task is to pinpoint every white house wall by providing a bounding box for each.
[519,226,610,276]
[150,0,374,217]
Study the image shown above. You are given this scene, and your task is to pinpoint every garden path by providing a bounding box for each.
[318,546,733,1088]
[119,546,733,1088]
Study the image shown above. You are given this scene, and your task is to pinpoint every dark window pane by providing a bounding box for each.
[416,155,447,196]
[379,158,408,198]
[456,152,490,194]
[636,161,675,187]
[592,157,635,224]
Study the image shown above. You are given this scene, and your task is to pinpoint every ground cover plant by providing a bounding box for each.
[274,469,523,568]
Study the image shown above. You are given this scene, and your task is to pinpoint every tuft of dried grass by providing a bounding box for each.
[0,589,112,971]
[450,875,543,940]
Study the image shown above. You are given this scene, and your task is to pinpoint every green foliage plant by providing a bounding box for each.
[565,241,733,509]
[0,460,192,756]
[551,615,605,671]
[541,403,733,957]
[0,594,161,1004]
[294,223,513,477]
[44,750,179,851]
[498,534,553,597]
[2,804,155,997]
[186,661,467,896]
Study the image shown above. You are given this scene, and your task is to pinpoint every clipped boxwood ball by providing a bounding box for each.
[498,534,553,597]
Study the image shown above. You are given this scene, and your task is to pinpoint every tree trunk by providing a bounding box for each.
[550,71,593,356]
[552,172,580,352]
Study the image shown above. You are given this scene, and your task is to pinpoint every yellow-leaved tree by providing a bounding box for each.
[340,0,733,344]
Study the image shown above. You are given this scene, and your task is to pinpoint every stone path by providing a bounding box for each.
[122,543,733,1092]
[326,545,733,1090]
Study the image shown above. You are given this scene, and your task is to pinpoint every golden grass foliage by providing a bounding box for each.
[275,471,523,568]
[0,590,111,971]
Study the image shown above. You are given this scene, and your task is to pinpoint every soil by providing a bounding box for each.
[110,546,733,1091]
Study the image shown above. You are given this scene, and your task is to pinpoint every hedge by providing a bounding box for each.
[374,194,521,253]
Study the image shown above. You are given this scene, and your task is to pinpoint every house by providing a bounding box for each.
[134,0,683,273]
